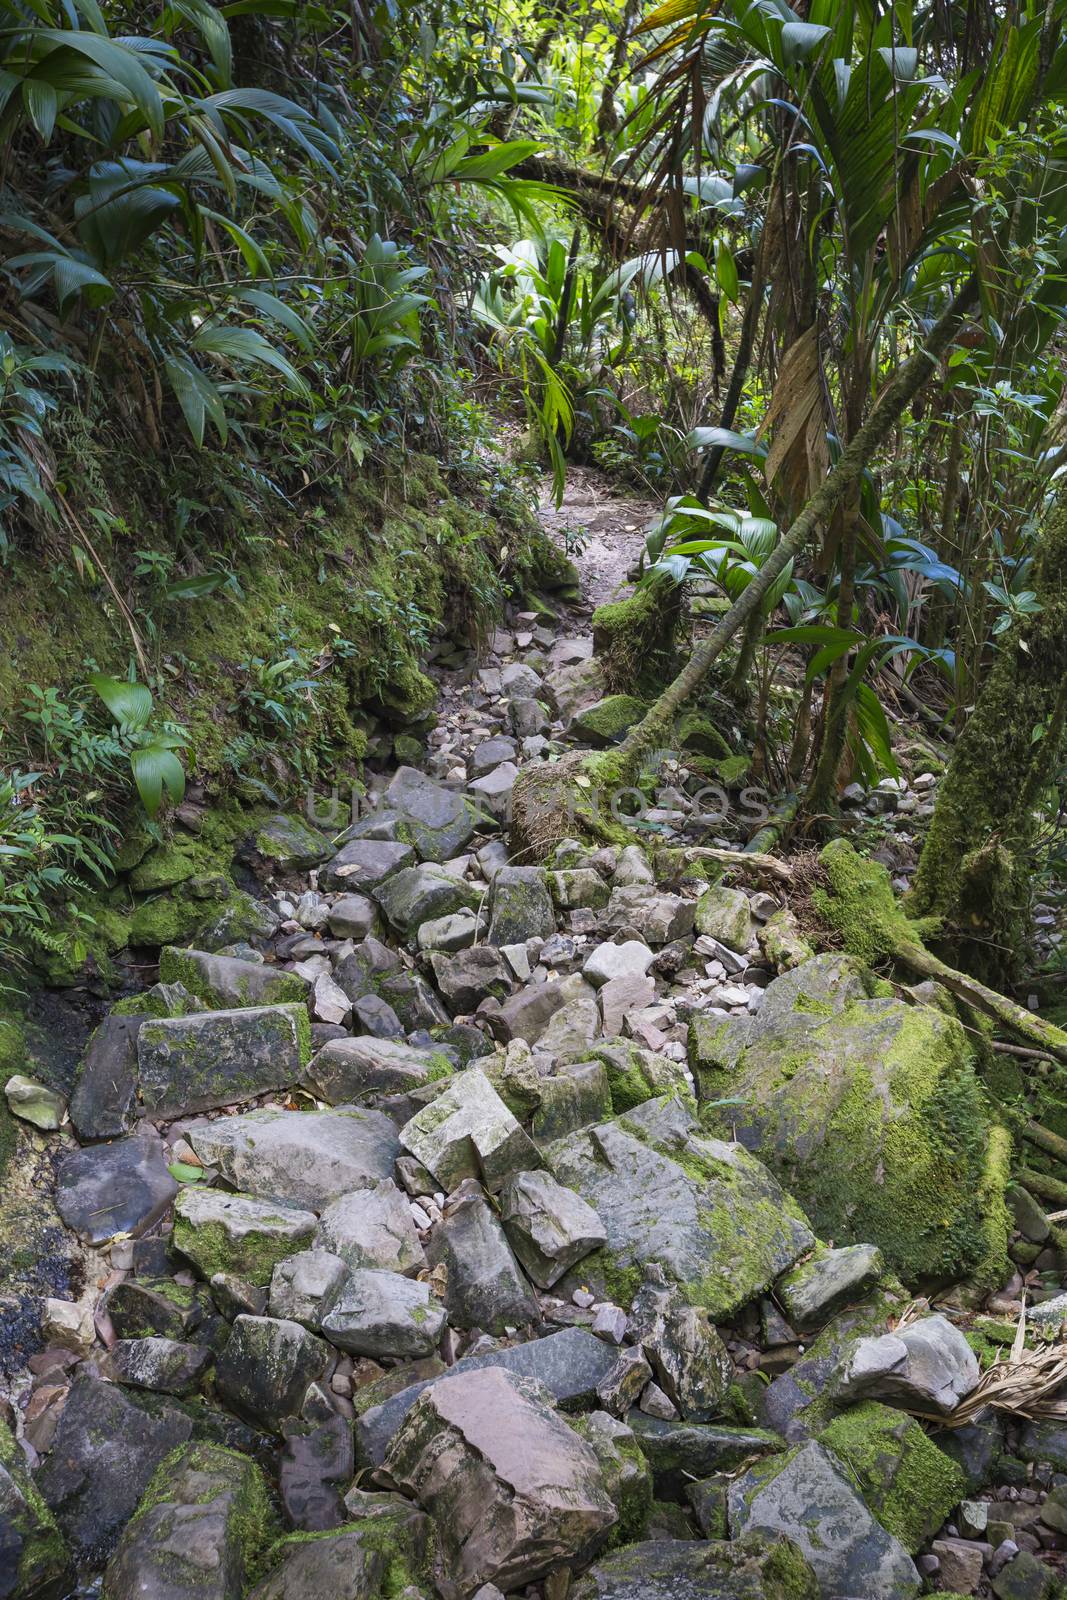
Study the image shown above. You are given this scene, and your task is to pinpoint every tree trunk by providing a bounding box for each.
[591,276,979,789]
[908,487,1067,981]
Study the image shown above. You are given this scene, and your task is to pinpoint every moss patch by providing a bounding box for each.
[819,1401,966,1551]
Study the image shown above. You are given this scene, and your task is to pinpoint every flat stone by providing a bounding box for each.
[400,1066,541,1192]
[157,946,309,1008]
[776,1243,884,1329]
[930,1536,984,1592]
[306,1038,444,1107]
[728,1439,920,1599]
[135,1003,308,1116]
[600,973,656,1039]
[246,1527,387,1600]
[314,1180,424,1276]
[277,1415,354,1534]
[582,940,655,989]
[426,1178,539,1333]
[4,1072,65,1129]
[173,1187,317,1286]
[431,945,513,1012]
[356,1326,618,1466]
[417,910,480,952]
[321,839,416,892]
[385,1366,615,1597]
[320,1269,446,1358]
[469,738,518,778]
[188,1106,397,1210]
[215,1316,331,1430]
[69,1013,143,1137]
[383,766,476,862]
[469,761,519,814]
[627,1415,783,1498]
[55,1131,178,1246]
[312,974,351,1025]
[499,1169,607,1288]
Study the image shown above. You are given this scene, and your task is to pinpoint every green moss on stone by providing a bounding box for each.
[592,572,681,696]
[819,1400,966,1551]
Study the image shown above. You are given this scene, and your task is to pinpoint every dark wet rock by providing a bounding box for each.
[173,1188,317,1286]
[376,970,450,1031]
[728,1439,920,1599]
[37,1375,194,1563]
[626,1415,783,1500]
[105,1277,214,1342]
[425,1178,539,1333]
[487,867,556,946]
[107,1337,212,1396]
[571,1534,820,1600]
[351,994,404,1038]
[314,1180,423,1276]
[188,1106,398,1210]
[383,766,476,863]
[135,1003,308,1116]
[400,1066,540,1191]
[102,1440,274,1600]
[307,1036,446,1106]
[215,1316,331,1431]
[249,1526,384,1598]
[55,1131,178,1246]
[68,1014,141,1138]
[775,1242,884,1329]
[319,1269,446,1358]
[385,1367,615,1599]
[356,1327,618,1467]
[374,865,479,938]
[320,839,416,893]
[548,1095,814,1317]
[628,1277,732,1422]
[498,1168,606,1288]
[278,1414,354,1533]
[430,946,513,1012]
[485,979,569,1045]
[0,1417,71,1600]
[157,947,309,1009]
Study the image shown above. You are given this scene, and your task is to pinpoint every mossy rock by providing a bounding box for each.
[571,695,648,749]
[676,711,731,759]
[0,1416,72,1597]
[819,1401,966,1551]
[690,954,1010,1288]
[591,571,681,697]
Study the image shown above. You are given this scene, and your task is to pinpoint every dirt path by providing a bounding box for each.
[536,465,660,614]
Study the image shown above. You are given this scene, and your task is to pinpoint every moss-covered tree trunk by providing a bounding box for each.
[908,490,1067,980]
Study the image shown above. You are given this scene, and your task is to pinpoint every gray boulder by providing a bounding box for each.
[400,1066,540,1192]
[157,946,308,1009]
[582,940,655,988]
[320,1269,446,1358]
[728,1439,920,1599]
[374,865,479,938]
[425,1178,539,1333]
[548,1096,814,1317]
[188,1105,398,1210]
[430,946,513,1012]
[269,1251,349,1331]
[604,888,694,945]
[487,866,556,946]
[385,1367,615,1598]
[384,766,476,862]
[306,1037,447,1106]
[215,1316,331,1430]
[835,1313,980,1414]
[321,839,415,893]
[173,1188,317,1286]
[776,1243,884,1330]
[499,1169,606,1288]
[103,1441,272,1600]
[693,886,753,952]
[247,1528,386,1600]
[136,1003,309,1116]
[327,894,379,939]
[314,1180,424,1276]
[55,1130,177,1246]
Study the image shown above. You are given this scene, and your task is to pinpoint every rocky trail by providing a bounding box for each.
[3,473,1067,1600]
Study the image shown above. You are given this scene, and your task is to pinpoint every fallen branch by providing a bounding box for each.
[678,846,794,883]
[1022,1121,1067,1165]
[1016,1168,1067,1207]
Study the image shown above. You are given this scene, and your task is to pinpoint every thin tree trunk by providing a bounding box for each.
[595,0,641,149]
[696,236,766,503]
[595,276,979,787]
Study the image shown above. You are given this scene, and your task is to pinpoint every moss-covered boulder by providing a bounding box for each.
[572,695,648,749]
[103,1441,276,1600]
[571,1533,820,1600]
[579,1042,690,1115]
[251,813,332,872]
[158,947,309,1010]
[173,1188,317,1286]
[547,1094,814,1317]
[592,572,681,696]
[819,1401,966,1552]
[135,1002,310,1116]
[0,1417,71,1599]
[689,953,1009,1286]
